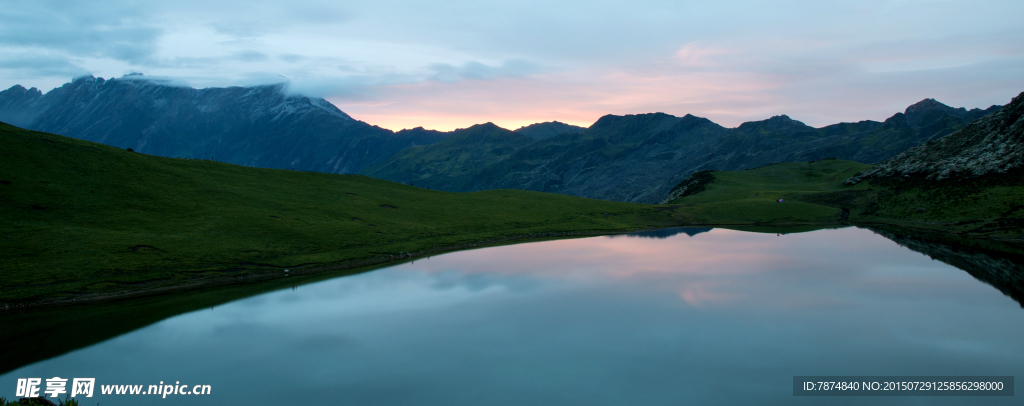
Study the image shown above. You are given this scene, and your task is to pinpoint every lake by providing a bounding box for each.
[2,227,1022,405]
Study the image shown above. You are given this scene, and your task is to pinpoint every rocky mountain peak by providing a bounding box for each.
[904,98,953,115]
[514,120,586,140]
[395,126,449,139]
[738,114,812,132]
[766,114,803,127]
[71,74,97,82]
[465,122,506,132]
[0,85,41,99]
[0,75,452,176]
[68,75,105,87]
[847,91,1024,183]
[902,98,973,123]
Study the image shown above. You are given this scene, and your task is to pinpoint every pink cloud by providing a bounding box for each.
[325,35,1023,132]
[330,66,781,132]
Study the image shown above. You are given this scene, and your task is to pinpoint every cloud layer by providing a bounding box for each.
[2,0,1022,130]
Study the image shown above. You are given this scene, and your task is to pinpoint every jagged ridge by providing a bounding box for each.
[846,91,1024,184]
[363,101,999,203]
[0,75,1006,203]
[0,75,448,174]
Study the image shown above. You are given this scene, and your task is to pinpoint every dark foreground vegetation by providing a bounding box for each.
[667,90,1024,243]
[3,120,1023,376]
[665,159,1024,242]
[4,118,1023,311]
[0,395,87,405]
[0,122,683,308]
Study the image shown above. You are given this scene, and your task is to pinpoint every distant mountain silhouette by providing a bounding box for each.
[364,102,999,202]
[0,74,448,174]
[513,121,586,140]
[361,123,535,189]
[0,75,1003,202]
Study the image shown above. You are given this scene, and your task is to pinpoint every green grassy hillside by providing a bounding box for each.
[665,159,874,224]
[665,159,1024,240]
[812,171,1024,239]
[0,122,679,307]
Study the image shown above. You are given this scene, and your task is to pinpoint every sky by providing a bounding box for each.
[1,0,1022,131]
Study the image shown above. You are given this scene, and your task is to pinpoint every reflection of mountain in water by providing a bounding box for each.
[620,227,713,239]
[867,227,1024,308]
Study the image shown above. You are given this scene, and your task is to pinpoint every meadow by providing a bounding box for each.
[0,123,680,306]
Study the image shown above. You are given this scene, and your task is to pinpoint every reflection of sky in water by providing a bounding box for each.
[3,227,1022,405]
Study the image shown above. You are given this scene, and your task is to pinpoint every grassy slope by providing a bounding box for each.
[819,172,1024,239]
[666,159,1024,241]
[0,123,679,305]
[666,159,874,224]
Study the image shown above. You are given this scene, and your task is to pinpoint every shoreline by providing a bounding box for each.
[7,219,1018,312]
[1,228,652,311]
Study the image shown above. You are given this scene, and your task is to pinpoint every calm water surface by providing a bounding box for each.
[3,227,1022,405]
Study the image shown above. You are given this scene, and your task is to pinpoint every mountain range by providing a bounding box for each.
[361,100,999,203]
[0,74,447,174]
[0,75,1002,203]
[846,91,1023,183]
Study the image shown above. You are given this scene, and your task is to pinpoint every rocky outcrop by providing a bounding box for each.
[659,170,715,204]
[846,92,1024,184]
